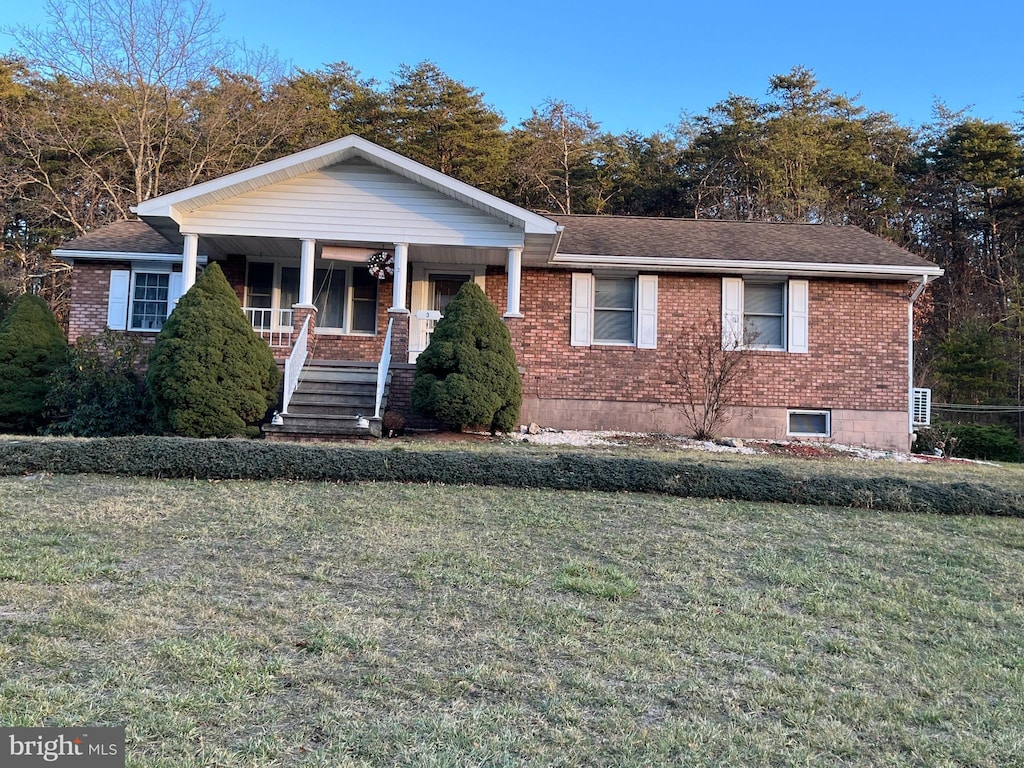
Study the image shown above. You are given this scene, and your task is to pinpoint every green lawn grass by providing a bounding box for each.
[2,475,1022,766]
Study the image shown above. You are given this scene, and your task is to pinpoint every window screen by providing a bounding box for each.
[744,282,785,348]
[593,277,635,344]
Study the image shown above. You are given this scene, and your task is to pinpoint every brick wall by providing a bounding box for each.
[307,296,393,361]
[510,269,908,413]
[67,261,128,342]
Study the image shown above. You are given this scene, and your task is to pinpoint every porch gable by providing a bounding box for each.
[178,159,527,249]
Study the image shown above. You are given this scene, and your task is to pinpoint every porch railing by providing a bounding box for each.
[374,318,394,419]
[243,307,294,347]
[282,315,310,415]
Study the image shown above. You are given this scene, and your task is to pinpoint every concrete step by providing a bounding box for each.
[287,403,375,418]
[264,414,382,438]
[289,389,376,406]
[266,360,389,441]
[300,369,379,385]
[293,382,376,397]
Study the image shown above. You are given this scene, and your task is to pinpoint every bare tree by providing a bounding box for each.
[8,0,231,206]
[676,312,754,440]
[508,99,600,214]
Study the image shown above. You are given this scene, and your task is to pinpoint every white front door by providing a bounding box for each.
[409,265,486,362]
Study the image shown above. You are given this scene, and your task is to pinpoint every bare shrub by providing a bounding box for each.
[677,312,754,441]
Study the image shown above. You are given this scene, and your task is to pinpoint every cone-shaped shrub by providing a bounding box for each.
[0,293,68,433]
[411,282,521,433]
[148,263,279,437]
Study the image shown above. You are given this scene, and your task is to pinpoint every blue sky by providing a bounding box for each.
[4,0,1023,136]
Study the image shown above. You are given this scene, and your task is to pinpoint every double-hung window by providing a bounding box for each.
[130,272,170,330]
[722,277,809,353]
[107,265,183,332]
[570,272,658,349]
[312,265,378,334]
[244,261,378,335]
[594,277,637,344]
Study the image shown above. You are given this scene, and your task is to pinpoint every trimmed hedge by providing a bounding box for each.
[0,437,1020,517]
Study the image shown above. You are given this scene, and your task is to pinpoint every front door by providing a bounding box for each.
[410,270,475,361]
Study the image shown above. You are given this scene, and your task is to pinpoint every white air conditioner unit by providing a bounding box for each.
[912,388,932,426]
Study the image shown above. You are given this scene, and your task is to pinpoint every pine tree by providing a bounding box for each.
[148,263,279,437]
[411,282,521,433]
[0,293,67,433]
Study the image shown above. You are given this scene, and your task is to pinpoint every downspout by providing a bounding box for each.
[908,275,937,438]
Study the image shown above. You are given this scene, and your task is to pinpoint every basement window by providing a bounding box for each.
[787,410,830,437]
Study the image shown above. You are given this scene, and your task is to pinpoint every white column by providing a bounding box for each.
[182,233,199,292]
[298,238,316,307]
[504,247,523,318]
[389,242,409,313]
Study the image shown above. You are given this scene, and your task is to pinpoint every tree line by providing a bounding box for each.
[1,0,1022,435]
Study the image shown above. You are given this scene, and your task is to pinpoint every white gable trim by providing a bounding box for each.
[133,135,559,236]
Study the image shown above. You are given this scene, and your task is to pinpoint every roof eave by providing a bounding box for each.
[549,253,944,280]
[52,249,208,265]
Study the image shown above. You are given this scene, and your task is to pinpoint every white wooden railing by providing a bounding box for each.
[282,315,310,415]
[243,307,294,347]
[374,318,393,418]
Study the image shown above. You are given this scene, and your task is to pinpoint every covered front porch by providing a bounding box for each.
[212,239,527,438]
[218,240,526,366]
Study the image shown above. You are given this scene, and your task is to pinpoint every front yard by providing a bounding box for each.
[1,474,1022,766]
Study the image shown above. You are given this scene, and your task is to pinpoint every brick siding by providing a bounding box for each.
[66,258,913,448]
[506,269,907,413]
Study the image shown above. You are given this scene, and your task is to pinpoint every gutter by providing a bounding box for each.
[549,253,944,281]
[51,250,210,266]
[547,226,565,263]
[908,274,941,436]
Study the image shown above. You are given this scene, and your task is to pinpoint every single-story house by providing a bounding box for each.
[54,135,942,450]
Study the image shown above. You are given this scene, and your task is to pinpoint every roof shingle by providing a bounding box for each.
[548,214,937,270]
[57,219,180,255]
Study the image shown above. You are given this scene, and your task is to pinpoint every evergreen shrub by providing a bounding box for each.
[411,282,521,433]
[949,422,1023,462]
[0,436,1020,517]
[915,421,1022,462]
[147,263,279,437]
[0,294,67,433]
[45,330,153,436]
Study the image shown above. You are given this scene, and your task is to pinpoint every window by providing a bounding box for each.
[722,277,809,353]
[788,410,830,437]
[108,266,182,332]
[594,277,636,344]
[314,267,346,328]
[245,262,274,329]
[351,268,377,332]
[130,272,170,330]
[244,261,377,335]
[571,273,657,349]
[313,264,378,334]
[743,282,785,348]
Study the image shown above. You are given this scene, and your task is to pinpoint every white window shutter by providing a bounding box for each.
[721,277,743,349]
[788,279,809,353]
[637,274,658,349]
[570,272,593,347]
[107,270,130,330]
[168,272,184,315]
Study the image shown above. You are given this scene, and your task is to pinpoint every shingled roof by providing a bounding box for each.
[548,214,937,270]
[56,218,180,255]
